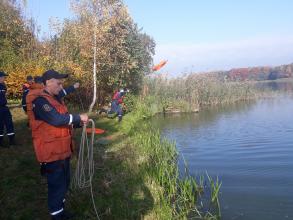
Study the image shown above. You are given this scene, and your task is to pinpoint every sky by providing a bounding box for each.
[26,0,293,76]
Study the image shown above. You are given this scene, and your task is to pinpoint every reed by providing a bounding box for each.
[120,98,221,219]
[145,73,270,112]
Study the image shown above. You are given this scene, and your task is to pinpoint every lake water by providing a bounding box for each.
[151,96,293,220]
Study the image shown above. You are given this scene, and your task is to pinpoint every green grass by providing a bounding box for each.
[0,108,48,220]
[0,99,220,219]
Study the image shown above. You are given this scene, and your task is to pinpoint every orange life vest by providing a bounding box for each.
[26,89,72,162]
[26,83,44,127]
[23,83,30,91]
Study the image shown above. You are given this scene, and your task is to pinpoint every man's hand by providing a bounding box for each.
[74,82,80,89]
[80,114,88,124]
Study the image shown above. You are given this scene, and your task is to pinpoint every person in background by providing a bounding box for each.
[22,75,34,112]
[108,88,129,122]
[0,71,16,147]
[26,69,87,220]
[33,76,44,86]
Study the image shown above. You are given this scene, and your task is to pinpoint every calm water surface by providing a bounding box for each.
[151,96,293,220]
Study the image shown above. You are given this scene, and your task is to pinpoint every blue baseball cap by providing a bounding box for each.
[42,69,68,83]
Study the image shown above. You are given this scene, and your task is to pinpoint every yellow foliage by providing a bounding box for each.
[4,64,45,98]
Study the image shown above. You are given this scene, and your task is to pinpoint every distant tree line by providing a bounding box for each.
[223,64,293,81]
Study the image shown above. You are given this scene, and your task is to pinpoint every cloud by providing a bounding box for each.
[154,35,293,76]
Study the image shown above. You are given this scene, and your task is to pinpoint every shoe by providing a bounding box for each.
[61,210,75,219]
[9,139,17,146]
[51,215,62,220]
[0,139,9,148]
[8,135,17,146]
[51,210,74,220]
[0,145,9,148]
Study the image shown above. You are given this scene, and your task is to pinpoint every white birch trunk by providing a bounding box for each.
[88,29,97,113]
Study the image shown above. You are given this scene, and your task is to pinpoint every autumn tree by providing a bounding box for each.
[45,0,155,108]
[0,0,43,98]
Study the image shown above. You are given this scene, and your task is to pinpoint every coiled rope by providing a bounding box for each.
[73,119,100,220]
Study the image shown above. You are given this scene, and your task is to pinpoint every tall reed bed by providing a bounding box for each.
[145,73,262,111]
[121,97,221,219]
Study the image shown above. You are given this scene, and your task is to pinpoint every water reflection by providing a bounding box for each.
[151,95,293,220]
[256,80,293,92]
[153,100,257,130]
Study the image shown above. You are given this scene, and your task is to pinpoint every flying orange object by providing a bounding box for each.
[152,60,167,71]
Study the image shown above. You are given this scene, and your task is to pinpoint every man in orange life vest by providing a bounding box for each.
[27,69,88,220]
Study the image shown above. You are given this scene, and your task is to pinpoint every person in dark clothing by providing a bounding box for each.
[0,71,16,147]
[21,75,34,112]
[34,75,44,84]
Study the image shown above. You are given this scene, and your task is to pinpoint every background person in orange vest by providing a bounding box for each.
[21,75,33,112]
[27,69,88,220]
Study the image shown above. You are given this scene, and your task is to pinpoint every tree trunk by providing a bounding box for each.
[88,29,97,113]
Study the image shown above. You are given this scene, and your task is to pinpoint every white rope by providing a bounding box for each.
[73,119,100,220]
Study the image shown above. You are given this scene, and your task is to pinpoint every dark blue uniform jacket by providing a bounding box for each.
[33,87,81,127]
[0,83,8,106]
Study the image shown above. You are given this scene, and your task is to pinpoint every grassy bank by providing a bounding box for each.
[0,97,220,219]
